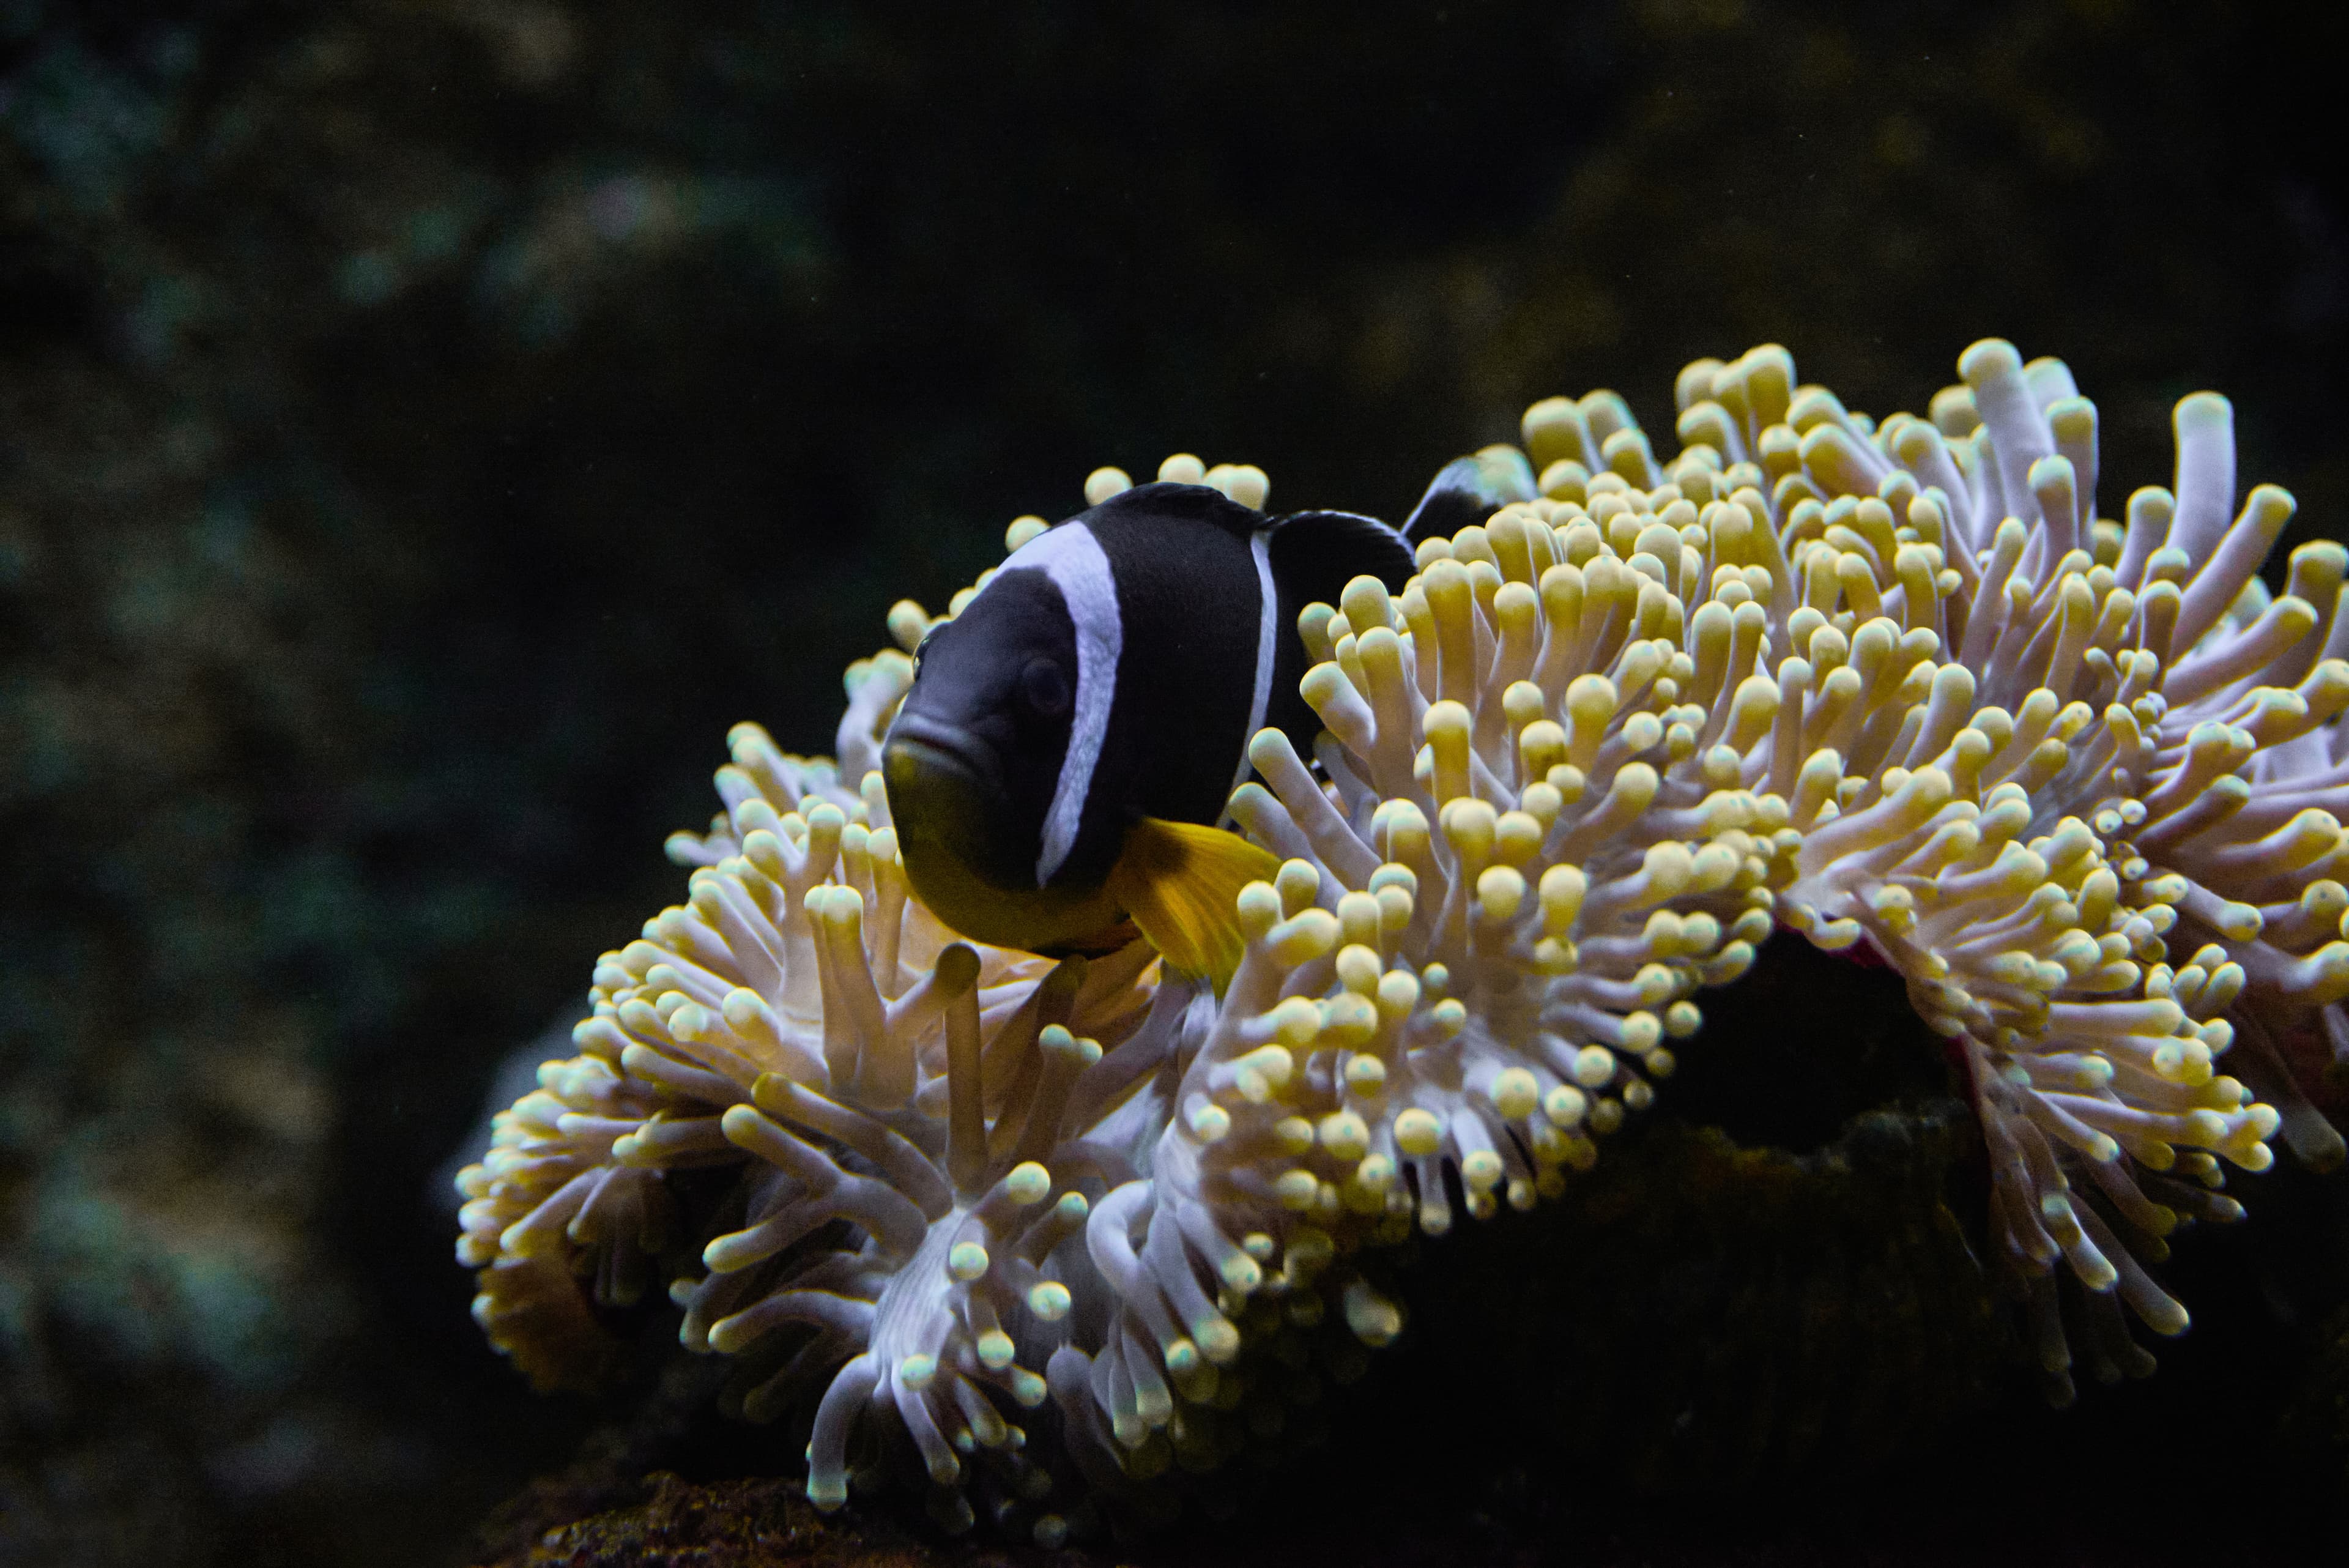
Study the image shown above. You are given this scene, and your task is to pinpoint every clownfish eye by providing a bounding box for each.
[1020,655,1072,718]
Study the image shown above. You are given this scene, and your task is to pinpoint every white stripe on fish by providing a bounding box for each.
[1015,522,1122,884]
[1220,528,1278,824]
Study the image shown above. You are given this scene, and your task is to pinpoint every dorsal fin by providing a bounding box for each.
[1404,445,1538,543]
[1260,509,1418,754]
[1078,480,1266,540]
[1263,508,1417,608]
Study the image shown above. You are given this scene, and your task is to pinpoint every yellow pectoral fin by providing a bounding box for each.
[1105,818,1282,989]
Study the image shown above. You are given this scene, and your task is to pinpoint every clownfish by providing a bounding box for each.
[1404,444,1538,541]
[881,480,1418,985]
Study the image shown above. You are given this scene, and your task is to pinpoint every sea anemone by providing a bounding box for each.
[458,723,1175,1536]
[457,337,2345,1532]
[1642,340,2342,1395]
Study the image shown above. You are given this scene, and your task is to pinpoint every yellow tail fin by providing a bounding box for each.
[1105,817,1281,989]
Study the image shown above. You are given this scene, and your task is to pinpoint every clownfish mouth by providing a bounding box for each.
[883,713,1131,955]
[881,713,1026,895]
[881,713,993,795]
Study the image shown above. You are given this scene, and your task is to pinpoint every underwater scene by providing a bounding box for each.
[6,4,2348,1565]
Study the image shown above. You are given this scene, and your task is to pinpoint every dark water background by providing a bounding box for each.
[4,3,2347,1564]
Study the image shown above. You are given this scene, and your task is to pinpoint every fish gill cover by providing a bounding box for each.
[456,336,2349,1544]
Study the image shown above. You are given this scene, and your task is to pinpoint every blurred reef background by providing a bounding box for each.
[4,2,2348,1565]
